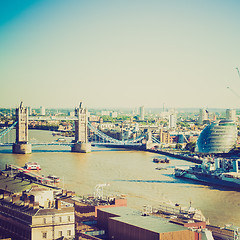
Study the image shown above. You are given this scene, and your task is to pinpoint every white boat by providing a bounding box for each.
[57,138,66,142]
[24,162,41,170]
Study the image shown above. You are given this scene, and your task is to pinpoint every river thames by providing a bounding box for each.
[1,130,240,227]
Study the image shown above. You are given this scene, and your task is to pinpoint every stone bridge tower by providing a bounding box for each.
[71,102,91,153]
[12,102,32,154]
[142,129,155,150]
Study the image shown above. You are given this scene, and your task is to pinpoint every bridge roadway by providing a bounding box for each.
[29,116,78,121]
[0,142,143,148]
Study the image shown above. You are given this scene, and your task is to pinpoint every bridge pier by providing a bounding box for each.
[12,143,32,154]
[71,142,91,153]
[13,102,32,154]
[71,102,91,153]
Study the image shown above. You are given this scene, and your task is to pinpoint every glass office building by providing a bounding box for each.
[196,120,237,153]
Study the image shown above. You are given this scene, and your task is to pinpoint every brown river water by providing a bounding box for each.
[0,130,240,227]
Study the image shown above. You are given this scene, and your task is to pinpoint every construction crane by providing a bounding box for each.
[236,67,240,79]
[227,86,240,99]
[226,67,240,99]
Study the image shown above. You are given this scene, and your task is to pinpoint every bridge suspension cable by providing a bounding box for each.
[88,122,146,144]
[88,122,122,143]
[0,121,17,139]
[152,136,161,144]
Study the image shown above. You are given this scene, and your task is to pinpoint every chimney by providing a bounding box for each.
[12,194,20,203]
[29,195,35,203]
[29,202,34,208]
[33,202,39,209]
[55,199,61,210]
[24,199,30,207]
[22,193,28,201]
[3,191,10,199]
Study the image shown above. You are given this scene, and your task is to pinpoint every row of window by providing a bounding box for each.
[42,229,72,238]
[43,215,72,224]
[0,219,31,238]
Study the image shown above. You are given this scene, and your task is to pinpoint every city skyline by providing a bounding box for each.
[1,0,240,109]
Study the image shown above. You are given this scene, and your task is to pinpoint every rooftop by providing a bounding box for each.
[98,206,141,216]
[0,174,50,193]
[0,196,74,217]
[98,207,189,233]
[111,215,188,233]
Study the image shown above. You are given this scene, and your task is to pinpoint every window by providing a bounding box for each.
[59,217,62,222]
[68,216,71,222]
[42,232,47,238]
[67,230,71,236]
[43,218,47,224]
[58,231,62,237]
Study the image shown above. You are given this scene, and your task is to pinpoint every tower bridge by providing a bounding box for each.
[0,102,160,154]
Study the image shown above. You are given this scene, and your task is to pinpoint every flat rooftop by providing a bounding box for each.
[98,207,188,233]
[111,215,188,233]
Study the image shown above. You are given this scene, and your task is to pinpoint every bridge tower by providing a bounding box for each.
[12,102,32,154]
[71,102,91,153]
[145,129,154,150]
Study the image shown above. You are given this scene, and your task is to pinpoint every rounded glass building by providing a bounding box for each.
[196,120,237,153]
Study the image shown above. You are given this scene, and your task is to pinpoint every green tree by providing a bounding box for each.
[175,143,182,149]
[185,141,196,152]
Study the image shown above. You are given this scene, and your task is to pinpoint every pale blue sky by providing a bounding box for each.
[0,0,240,109]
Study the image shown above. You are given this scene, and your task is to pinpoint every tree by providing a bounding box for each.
[175,143,182,149]
[185,141,196,152]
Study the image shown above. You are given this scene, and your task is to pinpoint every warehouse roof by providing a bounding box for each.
[98,207,188,233]
[110,215,188,233]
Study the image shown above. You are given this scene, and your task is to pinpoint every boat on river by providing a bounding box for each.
[24,162,41,170]
[57,137,66,142]
[153,157,170,163]
[153,201,206,222]
[175,158,240,189]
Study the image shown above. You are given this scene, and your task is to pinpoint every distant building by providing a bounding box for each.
[69,111,75,117]
[139,106,144,121]
[110,111,118,118]
[169,114,176,129]
[199,109,208,124]
[58,123,72,131]
[160,128,172,144]
[89,115,100,122]
[101,111,110,116]
[40,106,46,116]
[160,111,170,119]
[226,109,236,122]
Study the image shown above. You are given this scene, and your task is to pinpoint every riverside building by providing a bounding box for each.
[196,120,237,154]
[0,187,75,240]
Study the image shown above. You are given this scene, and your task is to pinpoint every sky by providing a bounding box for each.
[0,0,240,109]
